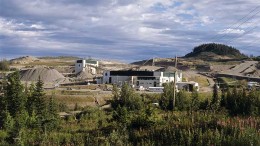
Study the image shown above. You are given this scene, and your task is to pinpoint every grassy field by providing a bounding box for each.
[188,74,209,87]
[45,87,113,109]
[217,77,247,88]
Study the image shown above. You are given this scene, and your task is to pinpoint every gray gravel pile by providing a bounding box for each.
[20,67,65,82]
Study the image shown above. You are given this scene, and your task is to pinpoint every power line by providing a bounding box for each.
[213,6,260,39]
[194,5,260,53]
[226,26,258,45]
[216,8,260,42]
[243,38,259,48]
[209,5,260,41]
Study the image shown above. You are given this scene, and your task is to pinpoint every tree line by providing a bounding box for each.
[0,71,59,145]
[0,72,259,145]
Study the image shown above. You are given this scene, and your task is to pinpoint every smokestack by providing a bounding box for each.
[175,55,177,68]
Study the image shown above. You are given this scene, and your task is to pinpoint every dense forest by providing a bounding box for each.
[185,43,247,59]
[0,72,260,145]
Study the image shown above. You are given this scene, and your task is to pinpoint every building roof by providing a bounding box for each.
[134,65,163,71]
[86,59,98,64]
[158,66,178,72]
[110,70,154,76]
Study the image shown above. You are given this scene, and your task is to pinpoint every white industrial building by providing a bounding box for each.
[75,59,99,74]
[102,70,182,88]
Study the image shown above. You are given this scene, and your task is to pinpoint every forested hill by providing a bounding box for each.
[184,43,247,59]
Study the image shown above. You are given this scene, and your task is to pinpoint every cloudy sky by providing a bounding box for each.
[0,0,259,62]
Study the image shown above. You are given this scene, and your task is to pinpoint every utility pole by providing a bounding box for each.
[173,55,177,110]
[152,57,155,66]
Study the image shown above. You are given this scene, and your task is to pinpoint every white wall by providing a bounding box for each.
[75,60,86,74]
[160,76,175,83]
[75,60,99,75]
[86,62,99,67]
[102,71,110,84]
[88,66,97,74]
[102,71,183,89]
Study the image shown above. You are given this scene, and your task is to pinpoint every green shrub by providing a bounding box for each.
[0,59,10,71]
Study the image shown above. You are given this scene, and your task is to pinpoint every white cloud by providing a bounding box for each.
[219,28,245,34]
[0,18,47,37]
[91,17,100,22]
[1,0,260,60]
[30,24,45,29]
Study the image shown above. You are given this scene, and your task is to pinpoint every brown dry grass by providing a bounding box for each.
[45,88,113,109]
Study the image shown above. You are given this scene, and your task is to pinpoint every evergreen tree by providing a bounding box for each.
[160,83,174,110]
[48,93,58,117]
[112,84,120,100]
[2,111,14,131]
[211,84,220,111]
[0,96,7,127]
[119,83,143,110]
[220,89,227,107]
[190,90,199,113]
[46,93,59,131]
[14,110,29,130]
[231,87,239,115]
[4,71,26,117]
[34,77,46,116]
[226,87,233,110]
[113,105,130,127]
[32,77,47,130]
[26,83,36,116]
[246,88,258,115]
[176,90,190,111]
[120,83,133,105]
[27,110,38,129]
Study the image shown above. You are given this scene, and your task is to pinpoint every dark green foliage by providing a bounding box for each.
[46,94,59,131]
[220,89,227,107]
[0,96,7,127]
[4,71,26,117]
[185,43,247,59]
[112,83,143,111]
[28,77,48,131]
[199,98,210,110]
[160,82,174,110]
[223,87,260,116]
[112,84,120,100]
[26,83,36,116]
[2,111,14,132]
[130,106,156,129]
[113,105,130,127]
[0,71,260,145]
[58,102,69,112]
[0,59,10,71]
[211,84,220,111]
[34,77,46,118]
[160,82,191,111]
[190,90,200,112]
[252,56,260,61]
[0,73,60,145]
[176,90,190,111]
